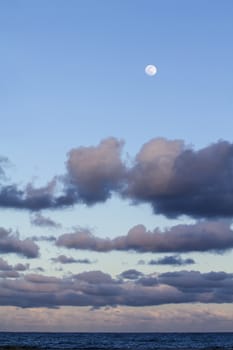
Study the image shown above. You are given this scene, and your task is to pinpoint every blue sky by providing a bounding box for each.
[0,0,233,331]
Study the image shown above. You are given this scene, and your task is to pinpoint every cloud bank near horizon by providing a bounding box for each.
[0,269,233,309]
[1,137,233,218]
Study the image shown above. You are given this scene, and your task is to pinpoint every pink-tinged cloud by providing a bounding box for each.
[56,220,233,253]
[66,137,125,204]
[1,304,233,332]
[126,139,233,218]
[1,138,233,218]
[126,138,184,197]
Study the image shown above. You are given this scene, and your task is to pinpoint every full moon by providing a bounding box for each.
[145,64,157,76]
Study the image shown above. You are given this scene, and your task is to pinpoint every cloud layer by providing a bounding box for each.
[1,138,233,218]
[0,270,232,308]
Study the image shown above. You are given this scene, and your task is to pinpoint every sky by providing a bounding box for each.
[0,0,233,332]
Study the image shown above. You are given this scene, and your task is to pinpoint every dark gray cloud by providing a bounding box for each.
[137,276,159,287]
[0,270,233,308]
[148,255,195,266]
[51,255,93,264]
[0,258,29,279]
[158,271,233,297]
[0,258,29,272]
[30,213,61,228]
[72,271,117,284]
[56,228,112,251]
[0,177,78,211]
[56,220,233,253]
[119,269,144,280]
[126,139,233,218]
[0,227,39,258]
[32,235,56,242]
[0,183,57,210]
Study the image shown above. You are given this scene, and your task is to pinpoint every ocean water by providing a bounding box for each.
[0,333,233,350]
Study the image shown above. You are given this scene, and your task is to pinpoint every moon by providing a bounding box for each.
[145,64,157,76]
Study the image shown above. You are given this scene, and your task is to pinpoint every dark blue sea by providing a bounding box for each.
[0,333,233,350]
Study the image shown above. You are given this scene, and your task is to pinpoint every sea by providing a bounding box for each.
[0,333,233,350]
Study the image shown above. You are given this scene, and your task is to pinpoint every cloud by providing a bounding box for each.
[56,228,112,251]
[14,263,30,271]
[126,138,184,199]
[119,269,144,280]
[72,270,117,284]
[51,255,93,264]
[0,182,58,211]
[0,227,39,258]
[0,176,78,211]
[65,137,125,204]
[32,235,56,242]
[1,304,233,332]
[0,270,233,308]
[2,138,233,218]
[0,138,125,210]
[0,156,9,179]
[126,139,233,218]
[0,271,20,278]
[0,258,29,278]
[158,271,233,300]
[0,257,13,271]
[56,220,233,253]
[0,258,29,272]
[148,255,195,266]
[30,213,61,228]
